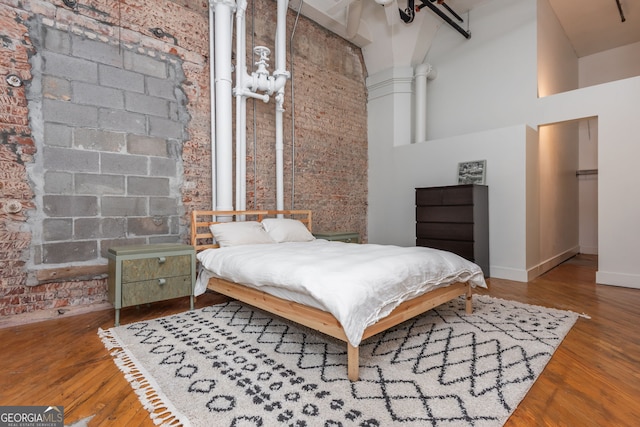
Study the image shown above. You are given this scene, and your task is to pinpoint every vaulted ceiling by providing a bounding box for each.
[289,0,640,58]
[547,0,639,57]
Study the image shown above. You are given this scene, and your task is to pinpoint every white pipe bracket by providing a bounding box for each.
[275,91,285,112]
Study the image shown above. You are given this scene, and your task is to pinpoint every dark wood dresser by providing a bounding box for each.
[416,184,489,276]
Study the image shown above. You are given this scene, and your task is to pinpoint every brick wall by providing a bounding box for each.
[1,1,38,314]
[247,1,368,239]
[0,0,368,319]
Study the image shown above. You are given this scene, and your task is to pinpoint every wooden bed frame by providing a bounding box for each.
[190,209,473,381]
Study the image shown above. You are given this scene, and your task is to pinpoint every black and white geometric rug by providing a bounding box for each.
[99,295,579,427]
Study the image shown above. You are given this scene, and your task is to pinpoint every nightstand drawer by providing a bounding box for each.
[121,254,191,283]
[122,275,192,306]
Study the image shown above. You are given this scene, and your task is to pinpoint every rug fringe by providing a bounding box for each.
[98,328,192,427]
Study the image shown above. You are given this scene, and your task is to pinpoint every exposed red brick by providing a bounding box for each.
[0,0,367,322]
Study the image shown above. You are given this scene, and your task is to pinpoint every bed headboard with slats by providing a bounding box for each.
[190,210,313,252]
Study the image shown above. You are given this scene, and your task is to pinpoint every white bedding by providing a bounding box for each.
[196,240,487,346]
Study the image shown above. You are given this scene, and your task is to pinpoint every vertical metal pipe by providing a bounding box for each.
[274,0,290,212]
[414,64,429,144]
[235,0,248,211]
[290,0,304,209]
[414,63,436,143]
[213,0,235,211]
[208,1,217,211]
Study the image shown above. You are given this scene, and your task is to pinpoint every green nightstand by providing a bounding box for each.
[313,231,360,244]
[107,243,196,326]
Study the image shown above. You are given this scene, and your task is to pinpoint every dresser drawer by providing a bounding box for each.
[416,185,475,206]
[416,222,474,241]
[121,254,191,283]
[441,186,475,205]
[416,206,474,223]
[417,239,475,260]
[416,187,444,206]
[122,275,192,307]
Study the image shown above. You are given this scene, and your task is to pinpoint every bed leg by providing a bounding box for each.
[466,284,473,314]
[347,344,359,381]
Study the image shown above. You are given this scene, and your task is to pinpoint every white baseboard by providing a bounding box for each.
[596,271,640,289]
[487,266,529,282]
[527,247,580,281]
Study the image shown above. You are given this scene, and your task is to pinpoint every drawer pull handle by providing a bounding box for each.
[158,257,166,264]
[158,278,166,285]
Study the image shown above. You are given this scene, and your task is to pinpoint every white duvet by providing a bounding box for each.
[196,240,487,347]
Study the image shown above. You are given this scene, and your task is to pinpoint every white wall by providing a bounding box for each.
[537,121,580,269]
[368,0,538,281]
[536,78,640,288]
[537,0,578,97]
[579,41,640,88]
[367,0,640,288]
[423,0,538,140]
[576,36,640,256]
[535,0,581,273]
[395,126,533,282]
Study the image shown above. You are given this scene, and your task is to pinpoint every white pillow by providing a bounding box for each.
[209,221,275,247]
[261,218,315,243]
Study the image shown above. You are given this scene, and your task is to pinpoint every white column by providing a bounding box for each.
[414,63,436,144]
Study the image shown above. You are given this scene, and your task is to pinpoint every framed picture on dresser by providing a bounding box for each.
[457,160,486,185]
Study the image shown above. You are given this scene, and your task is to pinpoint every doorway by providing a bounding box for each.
[537,116,598,275]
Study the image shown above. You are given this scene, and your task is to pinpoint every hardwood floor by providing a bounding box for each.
[1,254,639,426]
[476,255,640,427]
